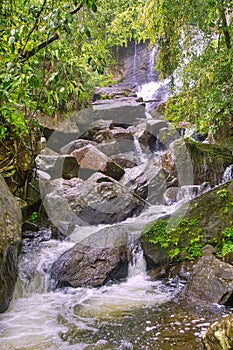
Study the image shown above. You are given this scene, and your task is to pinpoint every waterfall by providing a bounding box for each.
[128,242,146,278]
[0,41,211,350]
[133,42,137,85]
[147,46,157,82]
[222,164,233,183]
[176,185,200,202]
[13,240,74,299]
[133,136,147,164]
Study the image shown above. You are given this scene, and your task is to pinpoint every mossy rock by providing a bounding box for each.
[141,180,233,263]
[172,138,233,186]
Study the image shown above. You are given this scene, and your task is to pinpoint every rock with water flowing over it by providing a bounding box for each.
[120,165,148,199]
[43,174,146,227]
[0,175,22,313]
[202,313,233,350]
[50,243,130,288]
[184,255,233,305]
[71,144,125,181]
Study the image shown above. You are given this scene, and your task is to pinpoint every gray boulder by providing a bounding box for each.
[184,255,233,304]
[71,144,124,180]
[0,175,22,312]
[120,165,148,199]
[43,173,146,227]
[36,154,79,180]
[51,243,130,288]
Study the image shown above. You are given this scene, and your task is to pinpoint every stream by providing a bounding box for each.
[0,43,230,349]
[0,233,227,350]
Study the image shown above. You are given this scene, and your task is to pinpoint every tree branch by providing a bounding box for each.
[70,3,83,15]
[19,2,85,63]
[219,7,231,49]
[21,0,47,55]
[20,32,59,62]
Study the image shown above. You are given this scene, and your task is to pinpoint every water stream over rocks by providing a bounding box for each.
[0,42,231,349]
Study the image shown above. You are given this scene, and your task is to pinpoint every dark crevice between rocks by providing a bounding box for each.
[221,291,233,307]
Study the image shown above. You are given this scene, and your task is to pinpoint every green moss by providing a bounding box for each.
[173,138,233,185]
[143,218,204,261]
[143,180,233,262]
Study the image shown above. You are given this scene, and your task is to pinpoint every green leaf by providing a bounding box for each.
[92,3,97,12]
[66,12,73,23]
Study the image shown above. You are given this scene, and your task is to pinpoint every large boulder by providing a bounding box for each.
[172,138,233,186]
[71,144,125,180]
[184,255,233,305]
[202,313,233,350]
[140,179,233,263]
[120,165,148,199]
[43,173,146,228]
[0,175,22,312]
[51,243,130,288]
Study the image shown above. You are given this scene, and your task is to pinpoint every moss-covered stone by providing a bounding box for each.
[141,179,233,263]
[174,138,233,186]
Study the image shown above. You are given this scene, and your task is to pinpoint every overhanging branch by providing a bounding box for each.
[20,32,59,62]
[19,2,85,63]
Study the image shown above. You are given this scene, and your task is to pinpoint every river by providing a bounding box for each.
[0,43,229,349]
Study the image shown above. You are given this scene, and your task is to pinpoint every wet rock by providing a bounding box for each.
[140,233,169,269]
[144,160,167,204]
[51,243,130,288]
[184,255,233,305]
[110,154,137,169]
[120,165,148,199]
[36,154,79,180]
[0,175,22,313]
[71,144,124,180]
[168,261,195,281]
[44,174,146,227]
[173,138,233,186]
[163,187,179,205]
[202,313,233,350]
[22,228,52,253]
[146,120,169,139]
[147,266,169,280]
[60,139,96,155]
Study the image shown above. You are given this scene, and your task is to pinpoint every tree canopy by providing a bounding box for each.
[142,0,233,134]
[0,0,232,190]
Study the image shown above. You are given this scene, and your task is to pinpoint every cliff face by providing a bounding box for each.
[111,41,158,87]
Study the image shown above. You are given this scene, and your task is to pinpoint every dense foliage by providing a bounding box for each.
[0,0,144,189]
[142,0,233,134]
[0,0,232,190]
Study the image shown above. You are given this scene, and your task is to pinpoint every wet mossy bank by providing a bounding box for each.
[141,179,233,265]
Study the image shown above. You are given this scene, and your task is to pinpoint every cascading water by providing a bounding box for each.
[0,43,222,350]
[222,164,233,183]
[133,136,147,164]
